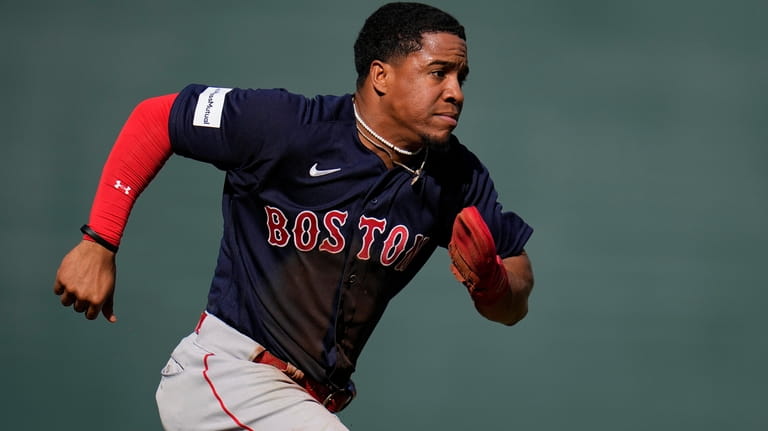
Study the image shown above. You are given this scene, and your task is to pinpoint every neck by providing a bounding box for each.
[356,123,429,186]
[352,98,423,157]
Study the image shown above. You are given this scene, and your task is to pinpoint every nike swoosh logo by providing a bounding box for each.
[309,163,341,177]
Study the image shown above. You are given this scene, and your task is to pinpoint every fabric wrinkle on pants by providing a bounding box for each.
[155,312,350,431]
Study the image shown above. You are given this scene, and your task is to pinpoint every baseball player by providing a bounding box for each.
[53,3,534,430]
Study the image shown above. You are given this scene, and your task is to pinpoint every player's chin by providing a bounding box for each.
[421,120,457,150]
[423,132,454,152]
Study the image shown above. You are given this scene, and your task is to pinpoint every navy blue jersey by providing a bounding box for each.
[168,84,533,387]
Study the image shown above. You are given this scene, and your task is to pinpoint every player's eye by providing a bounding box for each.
[431,70,446,78]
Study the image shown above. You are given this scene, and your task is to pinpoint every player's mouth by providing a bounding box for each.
[435,112,459,127]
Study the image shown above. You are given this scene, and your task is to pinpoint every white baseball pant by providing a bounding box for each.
[155,312,350,431]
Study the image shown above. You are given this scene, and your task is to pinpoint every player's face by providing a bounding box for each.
[385,32,468,149]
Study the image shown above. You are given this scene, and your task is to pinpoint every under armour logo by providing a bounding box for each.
[114,180,132,195]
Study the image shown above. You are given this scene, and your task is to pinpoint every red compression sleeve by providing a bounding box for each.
[83,93,177,248]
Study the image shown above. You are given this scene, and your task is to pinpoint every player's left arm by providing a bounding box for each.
[475,252,533,325]
[448,206,534,325]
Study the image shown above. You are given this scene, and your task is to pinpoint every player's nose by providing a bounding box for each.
[444,76,464,107]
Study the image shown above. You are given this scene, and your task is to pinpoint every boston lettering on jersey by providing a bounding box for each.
[264,205,430,272]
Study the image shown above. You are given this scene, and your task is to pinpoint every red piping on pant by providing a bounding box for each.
[202,353,255,431]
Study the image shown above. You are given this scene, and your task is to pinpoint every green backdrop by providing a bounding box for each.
[2,0,766,430]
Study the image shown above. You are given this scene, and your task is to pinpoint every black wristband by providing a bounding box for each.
[80,224,119,253]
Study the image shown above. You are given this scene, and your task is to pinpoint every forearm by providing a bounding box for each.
[84,94,176,248]
[474,252,534,326]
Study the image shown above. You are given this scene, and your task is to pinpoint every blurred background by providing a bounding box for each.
[2,0,766,429]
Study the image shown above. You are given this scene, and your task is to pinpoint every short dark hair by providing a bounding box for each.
[353,2,466,89]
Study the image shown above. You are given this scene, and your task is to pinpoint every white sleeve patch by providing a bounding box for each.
[193,87,233,128]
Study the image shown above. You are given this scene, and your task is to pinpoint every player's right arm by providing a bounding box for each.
[53,93,177,322]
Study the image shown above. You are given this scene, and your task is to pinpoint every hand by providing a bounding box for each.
[53,240,117,322]
[448,206,509,305]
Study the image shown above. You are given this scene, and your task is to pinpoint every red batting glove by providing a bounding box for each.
[448,206,509,305]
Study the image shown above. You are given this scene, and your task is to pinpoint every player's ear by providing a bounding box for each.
[369,60,390,95]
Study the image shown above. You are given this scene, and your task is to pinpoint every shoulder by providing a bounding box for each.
[174,85,352,125]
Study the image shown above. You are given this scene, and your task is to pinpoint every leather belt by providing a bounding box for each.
[253,350,356,413]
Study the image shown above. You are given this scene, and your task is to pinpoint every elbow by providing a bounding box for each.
[475,296,529,326]
[499,303,528,326]
[475,260,534,326]
[487,278,533,326]
[504,272,534,325]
